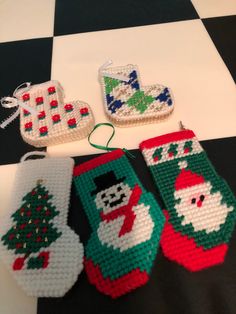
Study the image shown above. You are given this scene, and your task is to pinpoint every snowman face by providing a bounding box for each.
[95,182,132,214]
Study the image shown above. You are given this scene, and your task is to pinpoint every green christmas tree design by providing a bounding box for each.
[1,181,61,271]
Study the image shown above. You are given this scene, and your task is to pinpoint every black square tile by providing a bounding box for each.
[54,0,199,36]
[202,15,236,83]
[0,38,53,165]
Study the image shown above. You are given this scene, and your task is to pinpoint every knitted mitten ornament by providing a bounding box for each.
[140,129,236,271]
[1,81,94,147]
[99,61,174,127]
[0,152,84,297]
[73,149,165,298]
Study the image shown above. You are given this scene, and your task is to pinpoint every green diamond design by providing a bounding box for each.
[127,90,154,113]
[104,76,120,95]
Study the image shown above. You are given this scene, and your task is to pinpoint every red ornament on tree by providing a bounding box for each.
[9,234,15,240]
[16,243,23,249]
[19,223,27,230]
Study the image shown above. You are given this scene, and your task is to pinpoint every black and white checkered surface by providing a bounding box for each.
[0,1,236,313]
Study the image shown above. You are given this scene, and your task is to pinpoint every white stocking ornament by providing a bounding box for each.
[0,152,83,297]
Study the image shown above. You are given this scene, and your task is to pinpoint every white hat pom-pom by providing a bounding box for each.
[178,160,188,169]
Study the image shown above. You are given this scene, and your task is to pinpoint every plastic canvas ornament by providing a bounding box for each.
[140,128,236,271]
[99,61,174,127]
[73,149,165,298]
[0,152,84,297]
[1,81,94,147]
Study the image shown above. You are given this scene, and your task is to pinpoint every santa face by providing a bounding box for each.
[95,182,132,214]
[174,182,233,233]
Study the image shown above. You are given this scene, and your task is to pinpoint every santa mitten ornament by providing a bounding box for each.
[0,152,84,297]
[140,129,236,271]
[99,61,174,127]
[73,149,165,298]
[1,81,94,147]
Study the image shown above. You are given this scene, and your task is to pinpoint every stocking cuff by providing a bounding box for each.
[140,129,203,166]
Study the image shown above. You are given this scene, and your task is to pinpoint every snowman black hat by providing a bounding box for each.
[91,171,126,196]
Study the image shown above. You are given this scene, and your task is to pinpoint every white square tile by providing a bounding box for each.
[0,0,55,43]
[48,20,236,158]
[191,0,236,18]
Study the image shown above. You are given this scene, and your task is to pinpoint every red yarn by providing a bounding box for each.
[160,211,228,271]
[140,130,195,150]
[73,149,124,176]
[84,258,149,298]
[175,169,205,191]
[13,257,26,271]
[100,184,141,237]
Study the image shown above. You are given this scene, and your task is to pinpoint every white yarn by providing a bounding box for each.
[14,80,94,147]
[178,160,188,169]
[99,60,130,82]
[100,64,174,127]
[0,157,83,297]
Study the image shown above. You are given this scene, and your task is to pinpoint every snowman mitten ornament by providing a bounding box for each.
[73,149,165,298]
[99,61,174,127]
[140,129,236,271]
[0,152,84,297]
[0,81,94,147]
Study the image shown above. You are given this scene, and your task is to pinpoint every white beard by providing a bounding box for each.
[174,182,234,234]
[97,203,154,252]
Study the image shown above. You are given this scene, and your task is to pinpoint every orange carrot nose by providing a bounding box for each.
[197,200,202,208]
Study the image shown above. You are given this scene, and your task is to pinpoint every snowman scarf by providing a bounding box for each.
[100,184,141,237]
[73,148,165,298]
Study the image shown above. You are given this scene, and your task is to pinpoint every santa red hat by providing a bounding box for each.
[175,161,205,191]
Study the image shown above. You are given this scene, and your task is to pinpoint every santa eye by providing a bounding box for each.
[191,198,196,204]
[101,193,106,199]
[200,195,205,202]
[117,186,122,191]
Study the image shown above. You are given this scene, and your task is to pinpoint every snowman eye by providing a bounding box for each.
[101,193,106,199]
[200,195,205,202]
[117,186,122,191]
[191,198,196,204]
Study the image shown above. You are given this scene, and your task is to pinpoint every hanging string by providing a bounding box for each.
[88,122,135,159]
[20,151,48,162]
[179,121,186,130]
[98,60,130,82]
[0,82,37,129]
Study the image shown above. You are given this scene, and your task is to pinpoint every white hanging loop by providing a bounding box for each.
[98,60,130,82]
[20,151,48,163]
[0,82,37,129]
[13,82,31,98]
